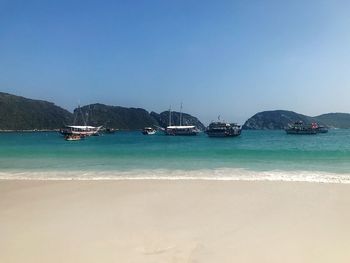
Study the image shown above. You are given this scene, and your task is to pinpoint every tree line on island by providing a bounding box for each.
[1,92,350,131]
[243,110,350,130]
[0,92,205,131]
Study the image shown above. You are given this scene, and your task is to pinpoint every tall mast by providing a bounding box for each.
[73,105,78,125]
[179,102,183,126]
[80,106,87,126]
[77,105,86,126]
[85,105,90,126]
[168,106,172,126]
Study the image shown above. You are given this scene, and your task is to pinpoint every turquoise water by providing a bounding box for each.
[0,130,350,181]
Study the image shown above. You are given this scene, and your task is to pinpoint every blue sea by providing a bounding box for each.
[0,130,350,183]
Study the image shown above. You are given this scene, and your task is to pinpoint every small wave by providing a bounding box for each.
[0,168,350,184]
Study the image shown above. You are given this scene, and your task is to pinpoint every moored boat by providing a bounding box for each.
[64,134,82,141]
[285,121,317,135]
[164,104,200,136]
[60,125,102,137]
[142,127,157,135]
[104,127,117,134]
[314,124,328,133]
[206,122,242,137]
[165,125,199,136]
[60,105,103,137]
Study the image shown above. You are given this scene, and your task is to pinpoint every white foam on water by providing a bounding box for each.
[0,168,350,184]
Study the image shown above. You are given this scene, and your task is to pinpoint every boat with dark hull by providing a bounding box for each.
[285,121,317,135]
[206,122,242,137]
[104,127,117,134]
[315,125,328,133]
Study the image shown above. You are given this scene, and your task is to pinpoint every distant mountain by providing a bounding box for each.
[313,113,350,129]
[150,111,206,131]
[0,92,73,130]
[243,110,350,129]
[75,104,158,130]
[13,91,350,132]
[243,110,312,130]
[0,92,205,131]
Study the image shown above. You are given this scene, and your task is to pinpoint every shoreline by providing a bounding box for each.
[1,168,350,184]
[1,179,350,262]
[0,129,59,132]
[0,129,133,132]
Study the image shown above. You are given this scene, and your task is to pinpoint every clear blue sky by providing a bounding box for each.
[1,0,350,124]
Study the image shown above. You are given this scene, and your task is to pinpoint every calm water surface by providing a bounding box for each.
[0,130,349,181]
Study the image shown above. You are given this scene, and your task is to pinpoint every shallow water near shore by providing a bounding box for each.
[0,130,350,182]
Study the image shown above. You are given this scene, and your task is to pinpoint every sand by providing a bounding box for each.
[1,180,350,262]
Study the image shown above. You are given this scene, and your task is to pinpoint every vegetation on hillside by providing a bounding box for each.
[2,92,350,131]
[0,92,73,130]
[243,110,350,129]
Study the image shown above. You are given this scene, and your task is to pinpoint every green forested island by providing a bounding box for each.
[1,92,350,130]
[243,110,350,130]
[0,92,72,130]
[0,92,204,130]
[75,104,158,130]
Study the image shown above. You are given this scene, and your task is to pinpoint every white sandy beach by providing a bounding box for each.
[1,180,350,263]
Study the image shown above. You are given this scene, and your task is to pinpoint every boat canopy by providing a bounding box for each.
[66,125,101,129]
[167,125,195,129]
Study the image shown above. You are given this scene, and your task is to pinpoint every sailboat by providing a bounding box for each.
[61,125,102,137]
[60,105,102,137]
[165,104,199,136]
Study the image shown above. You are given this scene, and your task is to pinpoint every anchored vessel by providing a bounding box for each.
[315,125,328,133]
[60,105,102,137]
[285,121,317,135]
[104,127,117,134]
[142,127,157,135]
[206,122,242,137]
[64,134,82,141]
[165,104,199,136]
[165,125,199,136]
[60,125,102,137]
